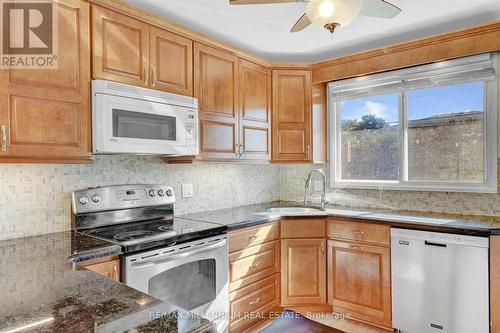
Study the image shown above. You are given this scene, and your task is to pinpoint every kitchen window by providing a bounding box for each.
[329,53,498,192]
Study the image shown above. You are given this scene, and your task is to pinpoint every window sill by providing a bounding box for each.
[330,181,498,193]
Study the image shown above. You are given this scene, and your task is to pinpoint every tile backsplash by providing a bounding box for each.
[0,156,280,241]
[280,164,500,216]
[2,158,500,241]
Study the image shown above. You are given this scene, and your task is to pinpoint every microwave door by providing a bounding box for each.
[95,94,188,154]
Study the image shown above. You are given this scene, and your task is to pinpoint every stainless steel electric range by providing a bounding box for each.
[72,184,229,333]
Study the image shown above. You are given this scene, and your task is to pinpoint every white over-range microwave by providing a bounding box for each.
[92,80,199,156]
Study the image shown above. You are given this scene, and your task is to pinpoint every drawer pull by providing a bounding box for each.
[248,235,258,242]
[250,263,260,269]
[350,245,364,250]
[249,298,261,305]
[351,230,365,235]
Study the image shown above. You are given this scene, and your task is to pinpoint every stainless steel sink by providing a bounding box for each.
[266,206,324,213]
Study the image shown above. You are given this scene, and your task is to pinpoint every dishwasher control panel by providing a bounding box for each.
[391,228,489,248]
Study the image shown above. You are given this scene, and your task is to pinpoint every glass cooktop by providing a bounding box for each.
[82,217,226,253]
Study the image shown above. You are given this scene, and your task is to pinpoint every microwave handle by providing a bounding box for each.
[130,238,227,268]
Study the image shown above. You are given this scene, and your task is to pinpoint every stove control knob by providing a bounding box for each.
[79,197,89,205]
[166,189,173,197]
[149,190,156,197]
[91,194,101,203]
[158,189,165,197]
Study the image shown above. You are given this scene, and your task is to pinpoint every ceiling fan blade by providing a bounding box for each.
[290,13,311,32]
[360,0,401,18]
[229,0,297,4]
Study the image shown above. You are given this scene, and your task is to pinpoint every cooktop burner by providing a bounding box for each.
[81,217,226,253]
[114,230,156,242]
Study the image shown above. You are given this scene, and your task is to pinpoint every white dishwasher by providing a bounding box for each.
[391,228,489,333]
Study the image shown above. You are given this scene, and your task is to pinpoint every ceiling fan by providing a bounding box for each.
[229,0,401,34]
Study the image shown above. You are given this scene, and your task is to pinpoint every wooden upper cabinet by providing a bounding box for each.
[328,240,392,328]
[92,6,149,87]
[194,42,239,160]
[150,27,193,96]
[281,238,326,305]
[238,60,271,161]
[272,69,312,163]
[0,0,91,163]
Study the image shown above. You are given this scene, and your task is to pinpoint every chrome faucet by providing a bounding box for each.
[304,168,330,208]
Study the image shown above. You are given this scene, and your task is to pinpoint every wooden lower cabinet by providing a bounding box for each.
[229,273,280,332]
[229,222,280,332]
[229,240,280,292]
[281,238,326,305]
[83,258,120,281]
[327,239,391,328]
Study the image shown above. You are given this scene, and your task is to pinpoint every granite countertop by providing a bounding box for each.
[0,231,213,333]
[179,201,500,236]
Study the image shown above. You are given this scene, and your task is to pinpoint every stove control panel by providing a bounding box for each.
[72,184,175,214]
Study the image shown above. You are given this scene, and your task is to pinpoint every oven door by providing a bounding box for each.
[93,93,191,155]
[123,236,229,333]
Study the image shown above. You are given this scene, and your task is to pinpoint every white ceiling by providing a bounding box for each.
[124,0,500,62]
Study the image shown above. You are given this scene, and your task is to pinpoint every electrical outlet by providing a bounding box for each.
[181,184,193,198]
[314,180,323,192]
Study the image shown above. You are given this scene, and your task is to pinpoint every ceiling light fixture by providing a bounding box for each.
[229,0,402,35]
[305,0,363,33]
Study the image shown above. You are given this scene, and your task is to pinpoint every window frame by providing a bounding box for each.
[329,55,498,193]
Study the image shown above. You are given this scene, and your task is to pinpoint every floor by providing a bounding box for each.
[250,312,388,333]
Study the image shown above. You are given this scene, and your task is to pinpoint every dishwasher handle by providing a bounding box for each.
[424,240,447,248]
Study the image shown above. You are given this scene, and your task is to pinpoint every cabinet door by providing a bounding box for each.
[92,6,149,87]
[281,238,326,305]
[194,42,239,160]
[328,240,392,328]
[272,70,312,162]
[150,27,193,96]
[238,59,271,161]
[84,259,120,281]
[0,0,91,163]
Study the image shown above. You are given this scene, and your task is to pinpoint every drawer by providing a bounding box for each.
[229,240,280,291]
[229,222,279,253]
[281,218,326,238]
[327,218,390,246]
[230,273,280,332]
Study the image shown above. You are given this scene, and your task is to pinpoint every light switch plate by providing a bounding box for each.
[314,180,323,192]
[181,184,193,198]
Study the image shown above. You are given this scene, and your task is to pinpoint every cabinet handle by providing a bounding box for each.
[351,230,365,236]
[249,298,260,305]
[321,241,325,255]
[151,67,156,87]
[1,125,7,152]
[350,245,364,251]
[235,144,241,158]
[306,144,311,159]
[144,65,148,86]
[112,264,118,280]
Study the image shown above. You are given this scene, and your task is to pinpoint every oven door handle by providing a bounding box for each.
[130,238,227,268]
